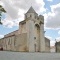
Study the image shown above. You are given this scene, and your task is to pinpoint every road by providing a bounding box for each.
[0,51,60,60]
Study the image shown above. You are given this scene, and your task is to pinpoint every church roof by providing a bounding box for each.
[26,6,37,13]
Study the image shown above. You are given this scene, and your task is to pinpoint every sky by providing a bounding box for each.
[0,0,60,46]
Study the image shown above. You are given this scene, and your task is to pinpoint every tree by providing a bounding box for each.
[0,5,6,25]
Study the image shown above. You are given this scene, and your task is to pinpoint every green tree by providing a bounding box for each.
[0,5,6,25]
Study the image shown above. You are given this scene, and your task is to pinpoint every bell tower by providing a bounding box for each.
[25,6,38,20]
[25,6,45,52]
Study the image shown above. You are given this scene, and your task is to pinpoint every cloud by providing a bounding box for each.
[1,0,46,17]
[45,36,52,40]
[13,0,46,13]
[1,0,19,19]
[1,14,14,28]
[1,14,24,28]
[0,1,4,5]
[44,3,60,29]
[58,30,60,35]
[0,34,4,39]
[0,0,46,28]
[47,0,53,2]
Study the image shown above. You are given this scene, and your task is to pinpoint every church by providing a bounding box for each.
[0,7,50,52]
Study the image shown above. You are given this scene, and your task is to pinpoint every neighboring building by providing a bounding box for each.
[0,6,50,52]
[55,41,60,52]
[50,46,55,53]
[45,38,50,52]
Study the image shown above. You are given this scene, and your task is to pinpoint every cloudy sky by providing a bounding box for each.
[0,0,60,46]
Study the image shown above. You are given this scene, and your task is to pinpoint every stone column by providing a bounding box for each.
[26,20,35,52]
[40,24,45,52]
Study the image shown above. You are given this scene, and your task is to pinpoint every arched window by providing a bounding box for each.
[25,15,27,18]
[30,15,32,17]
[35,16,36,19]
[37,18,39,20]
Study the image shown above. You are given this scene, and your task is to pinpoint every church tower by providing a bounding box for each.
[25,6,38,19]
[25,6,45,52]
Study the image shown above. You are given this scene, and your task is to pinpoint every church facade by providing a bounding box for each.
[0,7,50,52]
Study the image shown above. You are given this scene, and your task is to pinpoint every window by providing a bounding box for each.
[37,18,39,20]
[34,37,36,39]
[25,15,27,18]
[14,39,16,46]
[35,16,36,19]
[8,38,10,45]
[8,38,12,45]
[30,15,32,17]
[34,21,35,23]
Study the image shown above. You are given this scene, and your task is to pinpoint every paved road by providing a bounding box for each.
[0,51,60,60]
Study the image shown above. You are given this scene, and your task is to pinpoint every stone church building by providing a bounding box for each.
[0,7,50,52]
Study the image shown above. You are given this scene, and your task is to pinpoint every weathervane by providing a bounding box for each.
[0,5,6,25]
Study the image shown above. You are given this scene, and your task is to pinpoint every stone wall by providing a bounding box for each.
[15,33,27,52]
[0,33,27,52]
[19,22,27,34]
[45,37,50,52]
[2,35,15,51]
[55,42,60,52]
